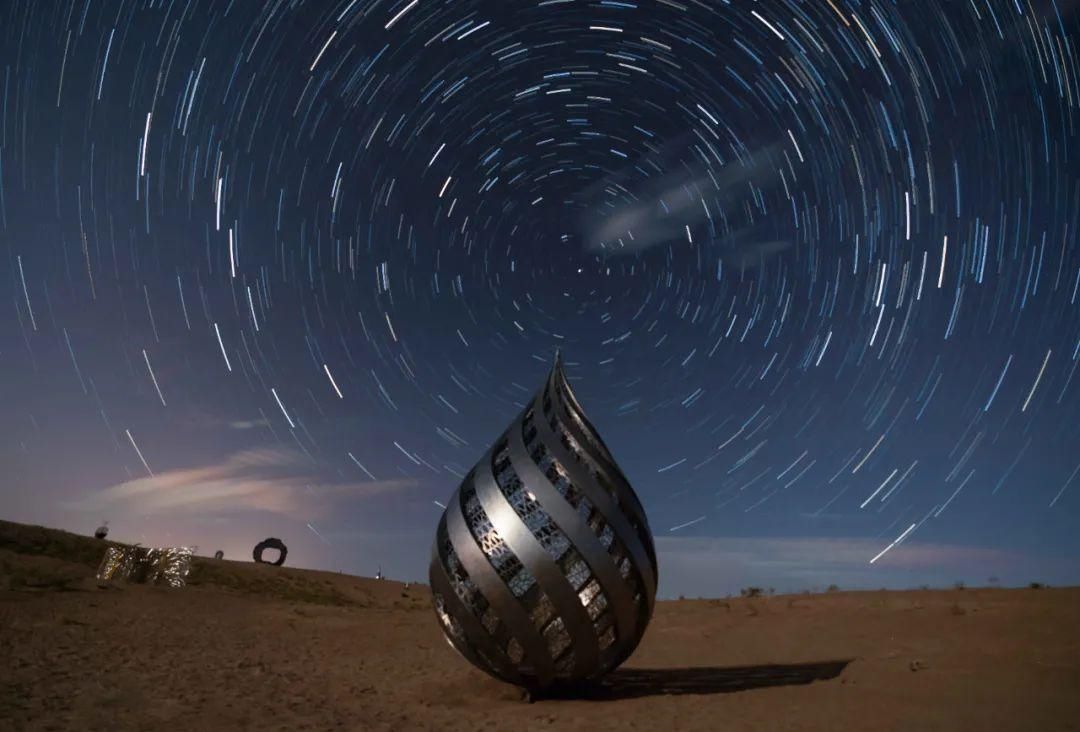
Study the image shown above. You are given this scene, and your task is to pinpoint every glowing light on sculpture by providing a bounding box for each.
[429,353,657,688]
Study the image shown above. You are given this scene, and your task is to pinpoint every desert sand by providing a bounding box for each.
[1,520,1078,731]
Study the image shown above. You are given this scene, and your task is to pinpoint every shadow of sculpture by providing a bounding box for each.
[532,659,852,701]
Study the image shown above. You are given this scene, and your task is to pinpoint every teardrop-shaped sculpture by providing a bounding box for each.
[429,354,657,689]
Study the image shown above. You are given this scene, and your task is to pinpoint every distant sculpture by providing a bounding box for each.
[96,545,193,588]
[94,522,109,540]
[252,538,288,566]
[213,550,224,560]
[429,353,657,689]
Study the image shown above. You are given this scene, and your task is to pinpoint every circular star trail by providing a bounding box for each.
[1,0,1077,591]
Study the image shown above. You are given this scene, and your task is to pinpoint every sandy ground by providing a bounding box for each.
[1,524,1079,731]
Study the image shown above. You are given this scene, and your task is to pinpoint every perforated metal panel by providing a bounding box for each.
[429,354,657,688]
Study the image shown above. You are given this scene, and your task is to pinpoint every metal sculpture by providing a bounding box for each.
[96,545,193,588]
[429,353,657,689]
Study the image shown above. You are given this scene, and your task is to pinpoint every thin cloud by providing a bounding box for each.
[581,137,787,256]
[64,448,417,518]
[229,418,270,430]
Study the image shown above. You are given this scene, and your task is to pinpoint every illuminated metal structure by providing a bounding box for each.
[96,545,193,588]
[429,353,657,688]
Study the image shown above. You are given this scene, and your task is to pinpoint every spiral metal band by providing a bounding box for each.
[429,354,657,688]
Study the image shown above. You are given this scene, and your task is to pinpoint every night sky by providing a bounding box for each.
[1,0,1078,598]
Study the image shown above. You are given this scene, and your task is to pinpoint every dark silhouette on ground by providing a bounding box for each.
[530,659,852,701]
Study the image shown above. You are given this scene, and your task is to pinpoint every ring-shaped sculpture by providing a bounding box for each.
[429,353,657,689]
[253,537,288,566]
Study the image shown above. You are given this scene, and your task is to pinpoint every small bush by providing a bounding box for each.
[826,584,840,592]
[954,581,965,590]
[1029,582,1045,589]
[740,586,764,598]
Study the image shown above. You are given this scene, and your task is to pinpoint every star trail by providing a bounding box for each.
[1,0,1078,595]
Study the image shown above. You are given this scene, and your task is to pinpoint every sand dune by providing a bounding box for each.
[1,520,1078,731]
